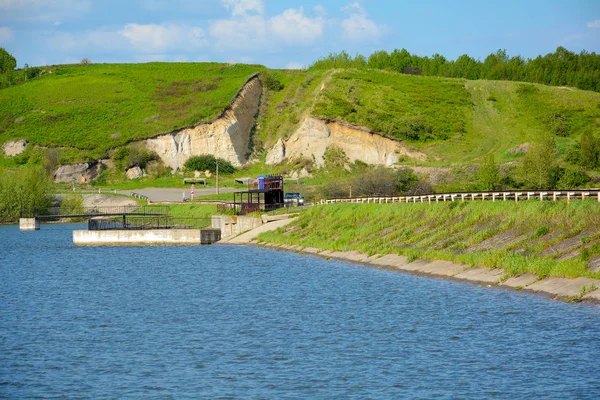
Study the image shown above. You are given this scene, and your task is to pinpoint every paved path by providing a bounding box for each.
[114,187,237,202]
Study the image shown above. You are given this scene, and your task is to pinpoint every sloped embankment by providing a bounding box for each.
[256,201,600,301]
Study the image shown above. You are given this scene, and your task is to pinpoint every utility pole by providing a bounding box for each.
[216,160,220,195]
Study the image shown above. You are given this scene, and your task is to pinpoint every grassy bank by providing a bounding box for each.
[257,201,600,280]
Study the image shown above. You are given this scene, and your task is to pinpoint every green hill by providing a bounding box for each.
[0,62,262,161]
[1,62,599,175]
[258,68,600,166]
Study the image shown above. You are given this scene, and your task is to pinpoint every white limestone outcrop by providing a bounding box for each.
[53,162,104,183]
[2,140,28,157]
[145,75,262,170]
[270,116,426,167]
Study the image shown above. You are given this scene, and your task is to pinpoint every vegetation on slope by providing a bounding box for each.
[258,201,600,280]
[312,69,472,142]
[310,47,600,92]
[255,69,328,151]
[0,62,262,160]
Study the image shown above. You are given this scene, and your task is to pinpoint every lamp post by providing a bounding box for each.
[216,160,219,195]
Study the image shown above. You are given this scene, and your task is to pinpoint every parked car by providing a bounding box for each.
[284,192,304,206]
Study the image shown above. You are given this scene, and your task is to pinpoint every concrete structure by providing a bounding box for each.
[220,218,295,244]
[211,215,263,239]
[19,218,39,231]
[73,229,220,246]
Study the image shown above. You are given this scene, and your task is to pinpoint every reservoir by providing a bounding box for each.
[1,224,599,398]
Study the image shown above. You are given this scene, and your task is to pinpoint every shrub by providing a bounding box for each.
[261,73,284,91]
[478,154,501,190]
[556,168,591,189]
[184,154,235,174]
[579,131,600,168]
[0,166,53,223]
[323,145,349,170]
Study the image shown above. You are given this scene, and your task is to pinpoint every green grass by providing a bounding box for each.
[0,63,262,161]
[257,200,600,280]
[255,69,328,151]
[2,63,600,191]
[421,80,600,165]
[312,69,472,143]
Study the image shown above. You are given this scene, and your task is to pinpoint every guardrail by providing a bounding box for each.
[131,192,149,201]
[317,190,600,205]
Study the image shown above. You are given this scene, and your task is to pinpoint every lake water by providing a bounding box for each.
[1,224,600,399]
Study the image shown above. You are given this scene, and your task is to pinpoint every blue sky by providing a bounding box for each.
[1,0,599,68]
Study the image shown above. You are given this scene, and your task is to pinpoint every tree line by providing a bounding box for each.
[309,47,600,92]
[0,47,44,89]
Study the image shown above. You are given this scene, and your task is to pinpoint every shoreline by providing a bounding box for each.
[248,242,600,305]
[217,217,600,305]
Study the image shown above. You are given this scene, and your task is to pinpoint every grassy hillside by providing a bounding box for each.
[258,201,600,280]
[313,70,472,142]
[0,62,262,160]
[1,62,599,180]
[256,68,600,167]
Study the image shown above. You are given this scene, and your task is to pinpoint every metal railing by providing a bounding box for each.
[316,189,600,205]
[88,216,212,230]
[22,205,170,219]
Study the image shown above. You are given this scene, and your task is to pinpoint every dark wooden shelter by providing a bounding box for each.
[231,175,284,215]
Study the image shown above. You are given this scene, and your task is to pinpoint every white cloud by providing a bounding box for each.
[120,23,207,52]
[340,2,387,41]
[0,26,12,42]
[210,1,324,50]
[588,19,600,29]
[222,0,263,17]
[270,8,323,44]
[46,23,207,58]
[210,15,267,49]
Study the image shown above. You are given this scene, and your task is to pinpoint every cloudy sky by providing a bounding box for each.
[1,0,599,68]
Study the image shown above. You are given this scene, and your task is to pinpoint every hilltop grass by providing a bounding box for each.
[255,69,328,150]
[0,62,262,160]
[257,201,600,280]
[312,69,472,142]
[421,80,600,164]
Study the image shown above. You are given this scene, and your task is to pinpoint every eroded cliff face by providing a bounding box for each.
[145,75,262,170]
[266,116,426,167]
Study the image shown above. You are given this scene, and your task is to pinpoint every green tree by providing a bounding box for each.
[0,47,16,74]
[184,154,235,174]
[0,167,53,223]
[478,154,501,190]
[580,131,600,168]
[519,135,558,189]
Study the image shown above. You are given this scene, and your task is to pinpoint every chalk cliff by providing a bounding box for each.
[145,75,262,170]
[266,116,426,167]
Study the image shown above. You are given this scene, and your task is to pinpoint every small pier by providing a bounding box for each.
[19,206,221,245]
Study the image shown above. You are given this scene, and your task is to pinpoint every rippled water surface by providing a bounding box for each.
[1,224,600,399]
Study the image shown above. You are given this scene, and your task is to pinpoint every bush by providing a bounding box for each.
[556,168,591,189]
[184,154,235,174]
[112,145,158,170]
[478,154,501,190]
[323,145,349,170]
[261,72,284,91]
[0,167,53,223]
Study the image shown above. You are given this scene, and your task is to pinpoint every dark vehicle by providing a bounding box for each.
[284,192,304,206]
